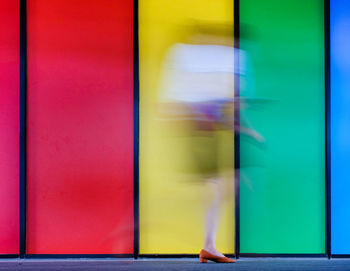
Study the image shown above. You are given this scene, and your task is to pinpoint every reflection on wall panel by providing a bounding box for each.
[140,0,235,254]
[0,0,19,254]
[240,0,325,253]
[27,0,134,254]
[331,0,350,255]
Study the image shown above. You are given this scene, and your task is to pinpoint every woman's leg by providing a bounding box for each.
[203,179,224,257]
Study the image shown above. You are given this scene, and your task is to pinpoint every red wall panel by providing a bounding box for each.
[0,0,19,254]
[27,0,134,254]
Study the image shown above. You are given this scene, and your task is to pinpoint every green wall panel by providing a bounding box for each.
[239,0,325,253]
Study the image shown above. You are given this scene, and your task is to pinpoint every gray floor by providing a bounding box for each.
[1,258,350,271]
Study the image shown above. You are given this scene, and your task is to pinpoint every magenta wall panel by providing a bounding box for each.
[0,0,20,254]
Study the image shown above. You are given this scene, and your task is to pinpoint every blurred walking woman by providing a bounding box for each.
[158,23,261,263]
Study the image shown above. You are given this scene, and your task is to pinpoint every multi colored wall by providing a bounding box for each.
[0,0,349,257]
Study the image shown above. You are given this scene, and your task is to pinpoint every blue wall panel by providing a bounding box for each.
[331,0,350,255]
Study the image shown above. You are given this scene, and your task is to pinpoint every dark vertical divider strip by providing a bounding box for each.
[324,0,331,260]
[19,0,27,258]
[234,0,240,260]
[133,0,140,260]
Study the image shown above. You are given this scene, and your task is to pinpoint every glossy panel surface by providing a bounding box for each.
[330,0,350,255]
[27,0,134,254]
[0,0,19,254]
[140,0,235,254]
[240,0,325,253]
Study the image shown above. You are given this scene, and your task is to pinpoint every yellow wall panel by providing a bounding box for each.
[140,0,234,254]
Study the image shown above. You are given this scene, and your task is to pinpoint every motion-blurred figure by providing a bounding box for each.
[158,23,262,263]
